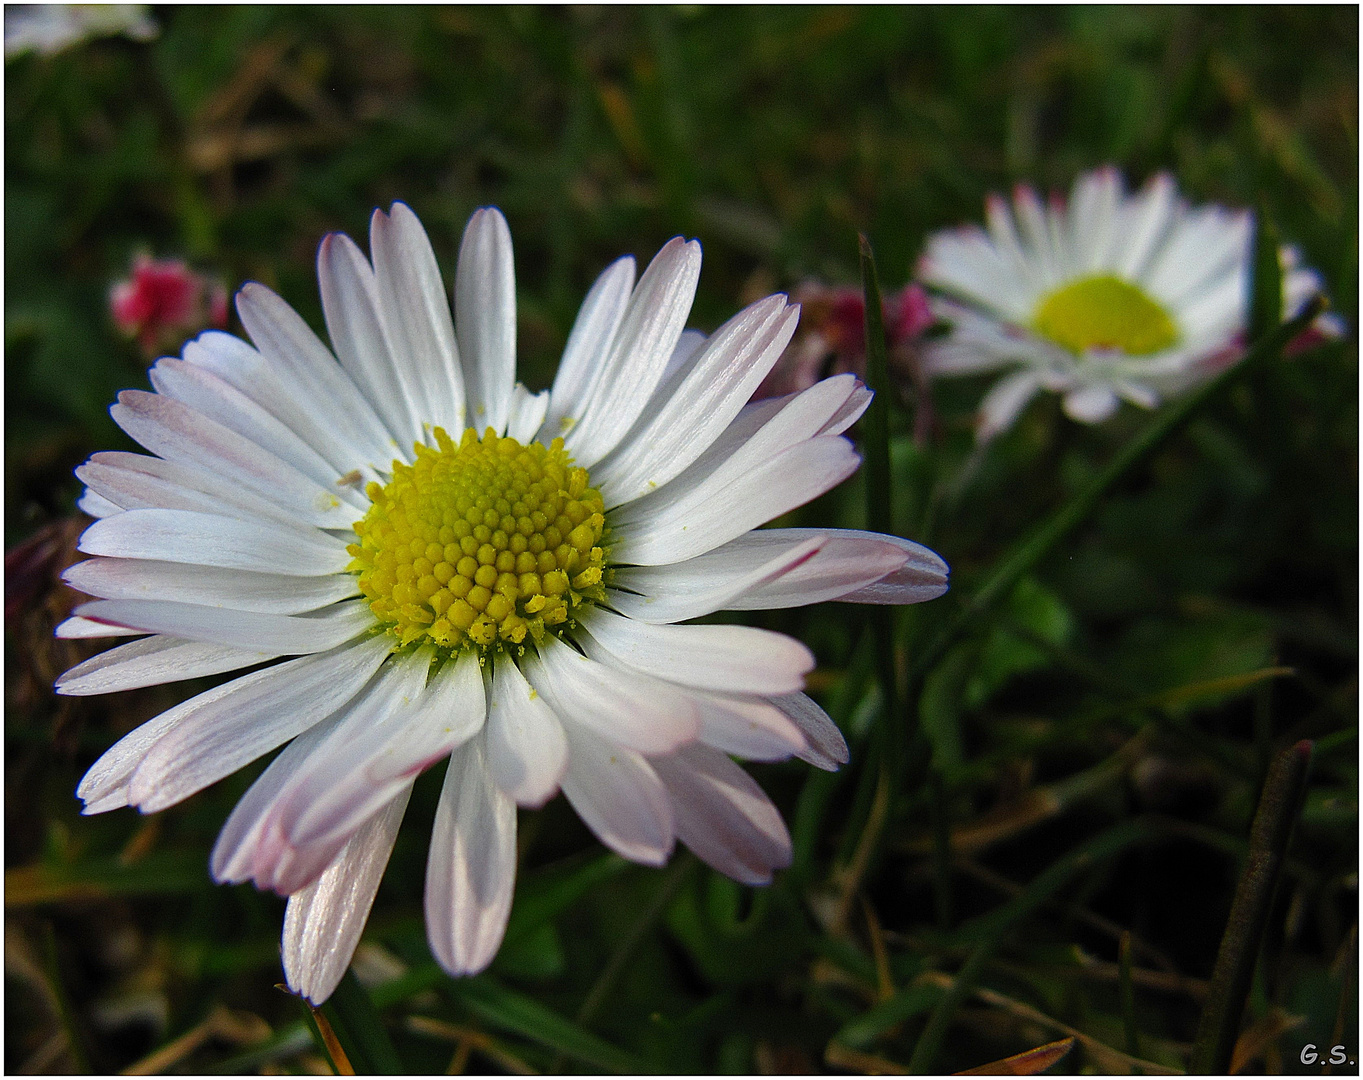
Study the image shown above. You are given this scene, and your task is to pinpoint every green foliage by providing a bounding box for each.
[5,7,1355,1075]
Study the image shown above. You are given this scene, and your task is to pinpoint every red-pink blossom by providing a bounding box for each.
[109,253,228,356]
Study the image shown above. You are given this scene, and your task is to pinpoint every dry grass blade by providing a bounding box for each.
[406,1015,538,1075]
[918,971,1182,1075]
[121,1005,270,1075]
[954,1036,1076,1075]
[1228,1007,1307,1074]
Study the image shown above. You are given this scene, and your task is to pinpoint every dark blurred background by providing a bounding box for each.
[5,6,1356,1074]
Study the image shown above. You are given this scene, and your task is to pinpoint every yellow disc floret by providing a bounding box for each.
[348,427,607,655]
[1033,275,1179,356]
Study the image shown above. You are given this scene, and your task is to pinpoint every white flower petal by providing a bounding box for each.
[55,616,143,639]
[250,654,432,895]
[565,237,702,466]
[609,535,828,623]
[110,391,357,530]
[723,528,949,608]
[77,451,330,533]
[610,434,860,565]
[652,743,792,886]
[284,649,486,852]
[505,384,550,444]
[283,785,412,1005]
[524,637,699,755]
[1063,384,1121,424]
[658,327,709,387]
[560,725,674,866]
[236,281,413,461]
[593,295,799,504]
[182,331,392,486]
[977,370,1042,442]
[56,635,277,697]
[614,373,860,519]
[690,692,807,762]
[425,732,517,977]
[768,692,848,770]
[580,609,813,696]
[78,489,121,518]
[318,232,422,451]
[211,708,351,885]
[484,657,567,806]
[78,509,350,577]
[64,557,357,615]
[74,597,372,656]
[370,203,466,436]
[543,255,636,440]
[149,358,362,504]
[118,636,392,813]
[455,208,517,435]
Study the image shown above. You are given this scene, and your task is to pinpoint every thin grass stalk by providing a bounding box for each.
[1189,740,1314,1073]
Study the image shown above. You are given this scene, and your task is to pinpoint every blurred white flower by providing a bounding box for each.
[5,5,157,58]
[919,167,1337,440]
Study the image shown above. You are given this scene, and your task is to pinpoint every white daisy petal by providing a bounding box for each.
[560,725,674,866]
[609,535,827,624]
[250,655,433,895]
[1063,384,1121,424]
[74,598,372,657]
[505,384,550,444]
[183,330,392,485]
[768,692,849,771]
[580,609,813,696]
[318,231,422,451]
[56,635,277,696]
[77,451,332,533]
[55,616,143,640]
[610,434,860,566]
[652,743,792,886]
[425,732,518,977]
[64,557,357,615]
[282,650,486,853]
[455,207,517,435]
[690,692,807,762]
[524,637,700,755]
[77,509,350,577]
[78,489,122,518]
[236,282,411,461]
[593,295,799,504]
[565,237,703,466]
[120,636,392,813]
[149,357,361,504]
[543,255,636,439]
[283,785,412,1005]
[484,657,568,807]
[977,370,1043,442]
[110,391,357,529]
[371,202,466,436]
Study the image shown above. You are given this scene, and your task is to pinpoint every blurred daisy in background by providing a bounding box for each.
[919,167,1339,441]
[59,204,948,1004]
[4,4,157,59]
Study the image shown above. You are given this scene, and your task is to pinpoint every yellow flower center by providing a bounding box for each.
[1032,275,1179,356]
[348,427,607,655]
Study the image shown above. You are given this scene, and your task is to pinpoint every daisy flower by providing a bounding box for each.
[919,166,1337,440]
[57,204,949,1003]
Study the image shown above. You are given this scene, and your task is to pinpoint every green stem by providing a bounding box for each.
[908,295,1325,689]
[860,234,904,797]
[1189,740,1314,1073]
